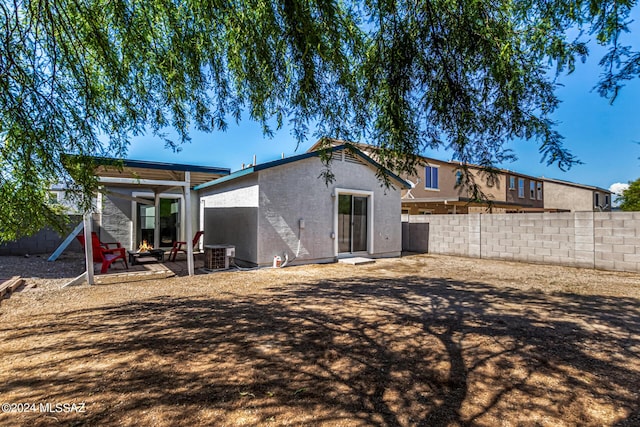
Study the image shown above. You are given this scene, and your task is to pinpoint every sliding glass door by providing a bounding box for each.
[338,194,368,254]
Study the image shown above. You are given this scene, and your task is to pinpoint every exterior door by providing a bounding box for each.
[338,194,368,253]
[136,203,155,247]
[135,197,181,248]
[159,198,180,247]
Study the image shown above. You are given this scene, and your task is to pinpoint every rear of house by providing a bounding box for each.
[197,146,407,267]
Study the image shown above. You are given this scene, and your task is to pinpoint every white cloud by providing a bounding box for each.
[609,183,629,207]
[609,182,629,196]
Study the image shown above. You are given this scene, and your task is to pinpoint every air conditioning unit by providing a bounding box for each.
[204,244,235,270]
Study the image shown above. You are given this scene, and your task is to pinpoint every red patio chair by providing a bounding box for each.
[169,231,204,262]
[77,232,128,274]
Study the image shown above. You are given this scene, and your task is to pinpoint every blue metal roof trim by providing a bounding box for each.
[193,144,410,190]
[193,167,256,190]
[91,156,230,175]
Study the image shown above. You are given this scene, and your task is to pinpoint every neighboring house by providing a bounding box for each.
[399,161,548,214]
[542,178,613,212]
[307,139,547,214]
[401,156,506,214]
[195,144,408,267]
[502,171,546,212]
[48,183,83,214]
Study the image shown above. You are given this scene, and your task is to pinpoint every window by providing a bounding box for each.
[455,171,463,186]
[605,194,610,206]
[595,193,600,207]
[537,182,543,200]
[518,178,525,198]
[530,181,535,198]
[509,176,516,190]
[425,166,439,190]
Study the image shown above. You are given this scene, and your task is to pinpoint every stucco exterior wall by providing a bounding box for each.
[543,181,594,212]
[199,174,260,265]
[404,159,459,199]
[203,207,258,265]
[470,169,506,202]
[403,160,506,208]
[255,153,402,266]
[504,174,544,208]
[198,152,403,266]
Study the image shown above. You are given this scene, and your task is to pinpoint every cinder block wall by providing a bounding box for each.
[594,212,640,272]
[0,215,84,256]
[409,212,640,273]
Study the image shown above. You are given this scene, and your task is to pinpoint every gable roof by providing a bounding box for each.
[194,144,410,191]
[541,177,612,194]
[309,138,549,180]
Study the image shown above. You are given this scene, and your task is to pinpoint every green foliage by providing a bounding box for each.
[1,0,362,240]
[618,178,640,211]
[0,0,637,240]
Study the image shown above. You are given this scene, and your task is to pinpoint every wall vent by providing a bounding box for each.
[343,150,363,165]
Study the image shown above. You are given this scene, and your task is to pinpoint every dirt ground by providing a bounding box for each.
[0,253,639,426]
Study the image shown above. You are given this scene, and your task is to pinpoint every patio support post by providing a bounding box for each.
[83,212,95,285]
[154,192,160,249]
[184,172,194,276]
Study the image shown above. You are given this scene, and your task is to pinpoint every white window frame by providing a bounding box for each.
[509,176,516,190]
[518,178,525,198]
[425,165,440,191]
[333,188,374,256]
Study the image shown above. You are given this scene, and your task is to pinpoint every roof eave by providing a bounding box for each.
[193,167,255,191]
[194,143,410,190]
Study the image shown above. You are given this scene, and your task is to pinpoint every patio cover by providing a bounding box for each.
[82,158,229,284]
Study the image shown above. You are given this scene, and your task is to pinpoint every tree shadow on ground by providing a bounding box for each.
[1,276,639,426]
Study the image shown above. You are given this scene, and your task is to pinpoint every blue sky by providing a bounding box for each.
[126,32,640,192]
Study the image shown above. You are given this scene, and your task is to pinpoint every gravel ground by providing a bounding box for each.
[1,252,639,296]
[0,253,639,426]
[0,253,86,290]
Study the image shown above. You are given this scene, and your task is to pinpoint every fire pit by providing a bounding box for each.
[138,240,154,252]
[127,241,165,265]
